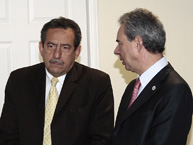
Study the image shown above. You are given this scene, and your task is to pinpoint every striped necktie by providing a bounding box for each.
[43,77,59,145]
[128,78,141,108]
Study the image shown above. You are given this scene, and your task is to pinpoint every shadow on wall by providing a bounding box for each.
[114,58,136,84]
[187,124,193,145]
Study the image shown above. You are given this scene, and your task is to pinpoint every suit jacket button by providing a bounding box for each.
[152,86,156,91]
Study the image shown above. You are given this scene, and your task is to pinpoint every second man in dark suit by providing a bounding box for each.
[112,8,193,145]
[0,17,114,145]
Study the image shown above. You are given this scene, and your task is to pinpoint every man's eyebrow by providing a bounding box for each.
[47,42,56,45]
[61,44,72,48]
[61,43,71,46]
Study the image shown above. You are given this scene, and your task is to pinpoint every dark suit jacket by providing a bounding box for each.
[112,64,193,145]
[0,62,114,145]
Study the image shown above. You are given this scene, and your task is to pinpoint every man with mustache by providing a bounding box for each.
[112,8,193,145]
[0,17,114,145]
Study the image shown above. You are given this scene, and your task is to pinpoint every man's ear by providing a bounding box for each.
[134,35,143,51]
[75,45,81,59]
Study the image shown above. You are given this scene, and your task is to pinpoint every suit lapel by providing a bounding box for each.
[54,62,80,116]
[118,64,173,125]
[115,80,135,125]
[29,63,81,128]
[33,63,46,129]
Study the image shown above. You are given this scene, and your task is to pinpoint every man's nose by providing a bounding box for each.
[114,45,119,55]
[54,46,62,58]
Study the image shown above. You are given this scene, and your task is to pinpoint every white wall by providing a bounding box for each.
[98,0,193,144]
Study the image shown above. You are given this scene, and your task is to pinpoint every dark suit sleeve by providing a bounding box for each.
[145,84,193,145]
[0,73,20,145]
[89,74,114,145]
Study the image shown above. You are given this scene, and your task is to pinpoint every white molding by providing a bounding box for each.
[0,0,11,24]
[0,41,13,114]
[86,0,99,69]
[0,41,13,72]
[28,0,66,23]
[29,41,39,65]
[65,0,72,18]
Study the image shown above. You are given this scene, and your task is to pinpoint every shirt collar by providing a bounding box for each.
[139,56,168,90]
[45,69,66,86]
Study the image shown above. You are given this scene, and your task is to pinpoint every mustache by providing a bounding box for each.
[49,59,64,65]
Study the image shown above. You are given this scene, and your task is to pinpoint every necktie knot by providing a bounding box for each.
[135,78,141,89]
[51,77,58,87]
[128,78,141,108]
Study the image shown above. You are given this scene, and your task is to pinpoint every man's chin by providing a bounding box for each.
[125,66,130,71]
[47,67,63,77]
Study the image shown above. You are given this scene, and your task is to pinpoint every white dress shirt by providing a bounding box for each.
[137,56,168,97]
[45,69,66,104]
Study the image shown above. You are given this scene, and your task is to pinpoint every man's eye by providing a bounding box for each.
[61,45,70,51]
[118,42,122,46]
[48,44,53,48]
[47,44,56,49]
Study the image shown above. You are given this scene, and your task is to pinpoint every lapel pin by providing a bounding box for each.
[152,86,156,91]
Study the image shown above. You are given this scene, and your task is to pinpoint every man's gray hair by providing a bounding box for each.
[119,8,166,53]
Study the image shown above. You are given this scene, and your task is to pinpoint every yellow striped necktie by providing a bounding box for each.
[43,77,59,145]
